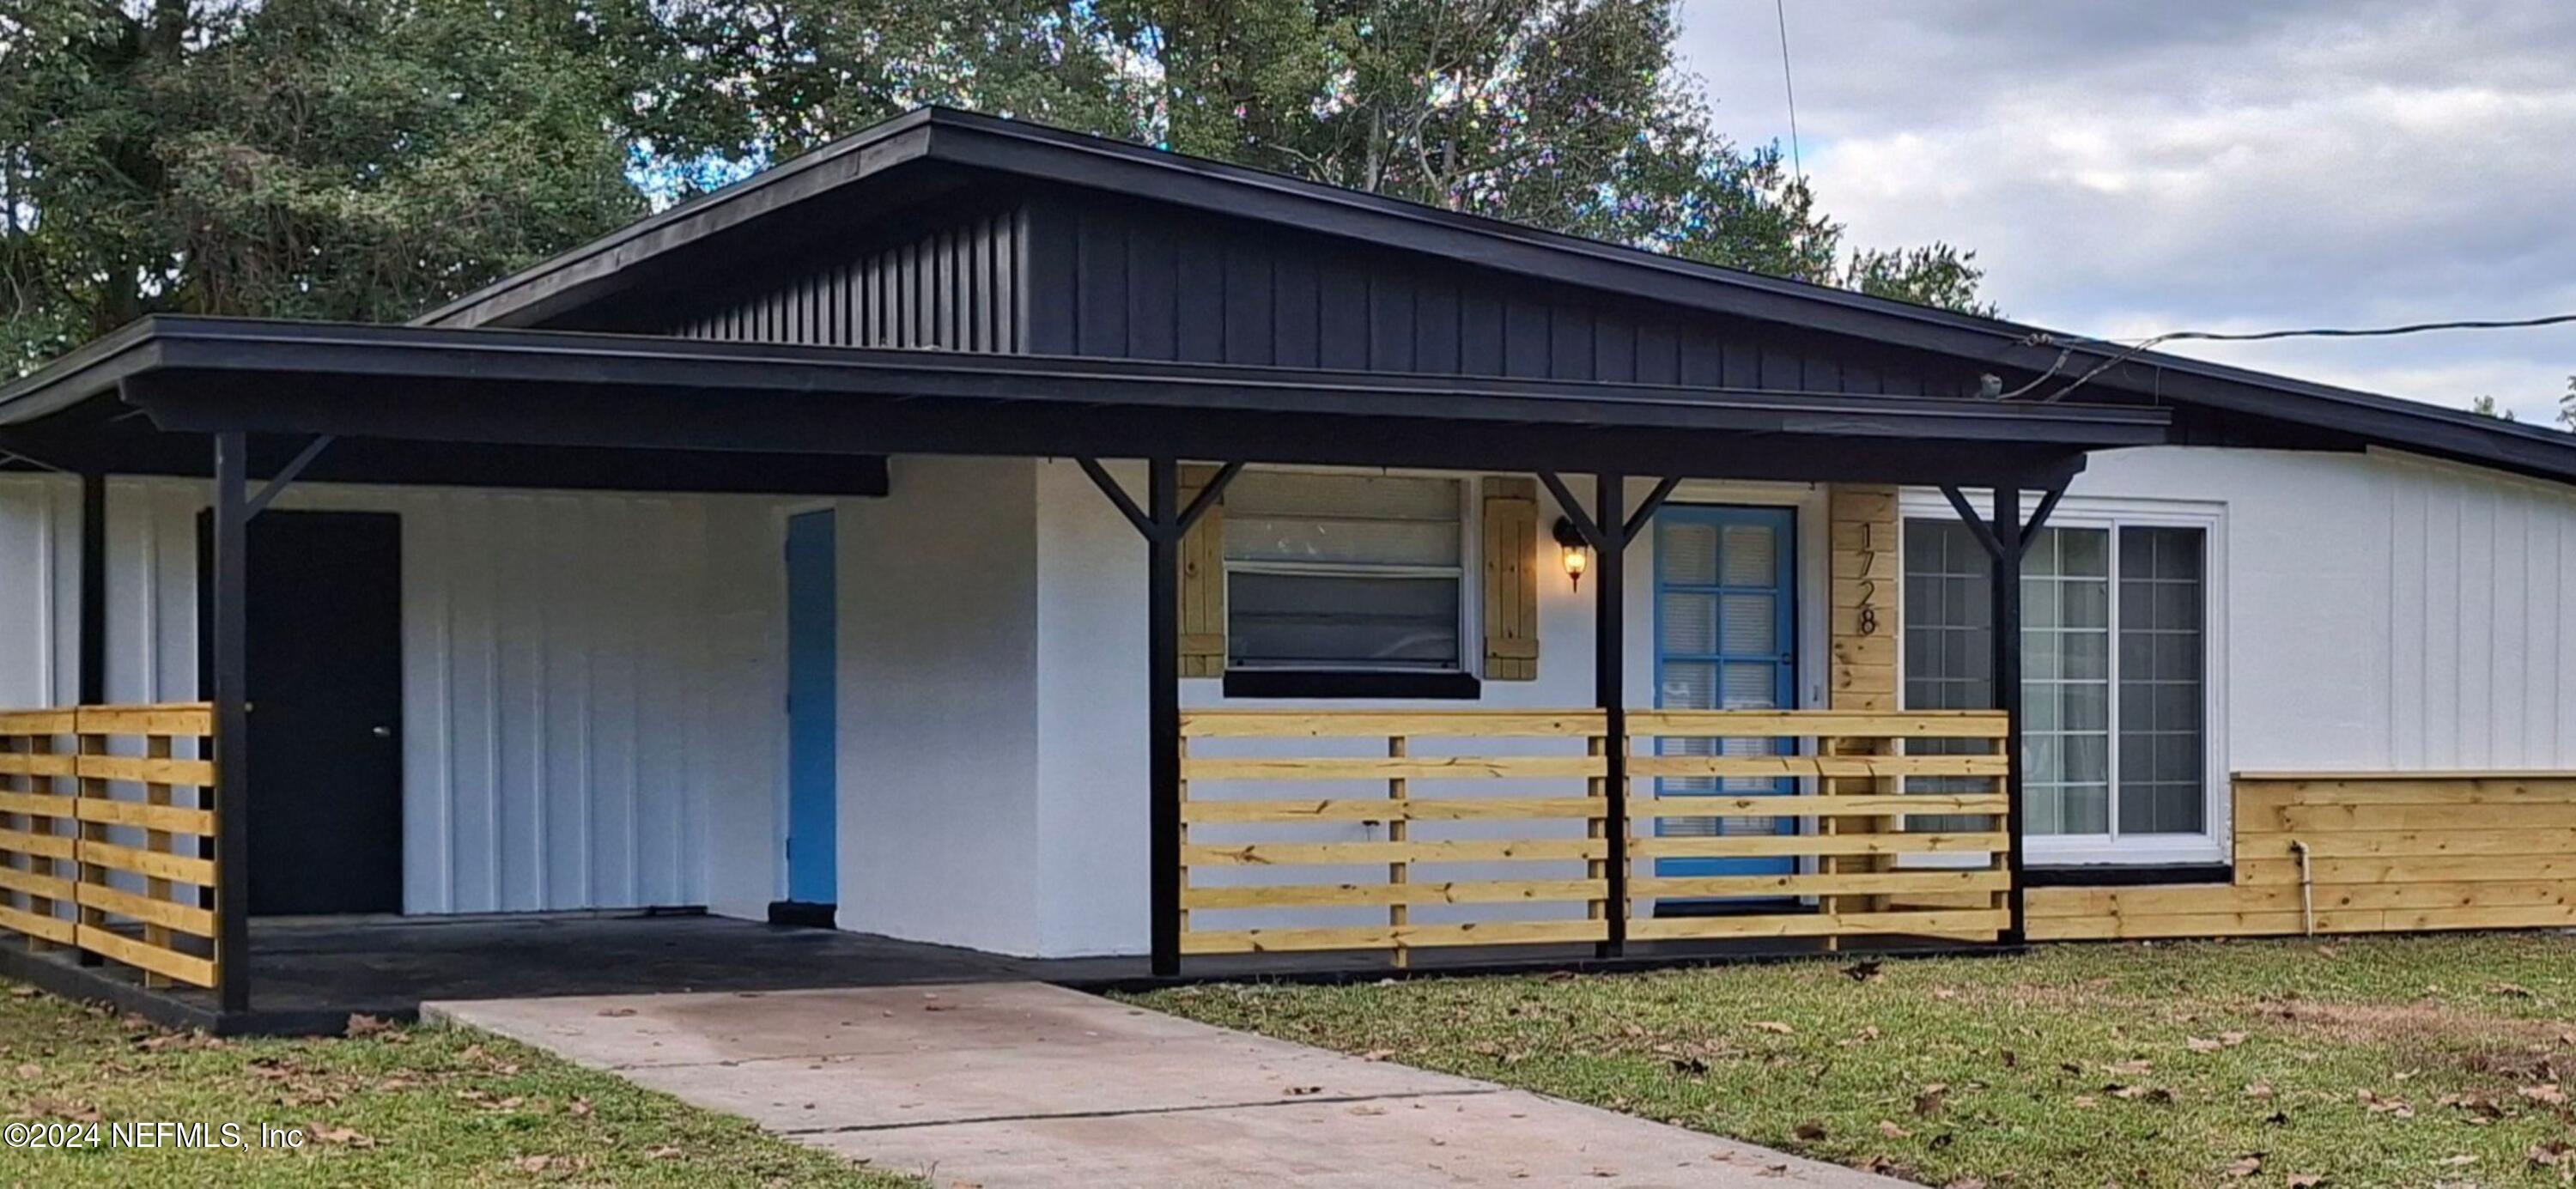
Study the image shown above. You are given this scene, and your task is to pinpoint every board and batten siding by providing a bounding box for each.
[0,475,795,919]
[659,204,1025,352]
[1020,196,1978,395]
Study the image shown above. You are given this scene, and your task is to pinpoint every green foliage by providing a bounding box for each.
[1,0,1990,379]
[0,0,649,373]
[2470,394,2517,421]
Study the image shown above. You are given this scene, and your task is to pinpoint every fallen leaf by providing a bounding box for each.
[2286,1174,2324,1188]
[1284,1085,1323,1096]
[1913,1083,1949,1116]
[2487,982,2537,998]
[646,1145,683,1159]
[1941,1180,1988,1189]
[1668,1055,1710,1077]
[2071,1095,2099,1108]
[307,1124,376,1148]
[566,1098,592,1117]
[2519,1083,2567,1106]
[2530,1139,2575,1168]
[1793,1121,1828,1142]
[596,1008,637,1018]
[1843,961,1882,983]
[2221,1154,2263,1178]
[2244,1082,2275,1100]
[2106,1059,2153,1077]
[2220,1031,2248,1046]
[1749,1021,1795,1035]
[1877,1119,1911,1139]
[13,1063,38,1079]
[1359,1049,1396,1062]
[2188,1037,2223,1053]
[8,986,38,998]
[513,1156,556,1173]
[345,1014,392,1037]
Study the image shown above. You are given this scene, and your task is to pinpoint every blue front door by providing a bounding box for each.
[785,510,839,905]
[1652,506,1798,879]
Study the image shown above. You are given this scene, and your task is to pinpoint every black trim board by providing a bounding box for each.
[1222,670,1482,700]
[768,901,838,929]
[2024,864,2235,889]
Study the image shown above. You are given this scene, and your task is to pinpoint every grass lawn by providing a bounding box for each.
[0,980,919,1186]
[1131,934,2576,1188]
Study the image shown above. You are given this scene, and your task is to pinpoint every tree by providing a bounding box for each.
[2470,395,2516,422]
[3,0,1990,379]
[649,0,1990,309]
[2562,375,2574,432]
[0,0,655,372]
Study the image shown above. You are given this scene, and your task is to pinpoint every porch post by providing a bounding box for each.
[210,432,252,1013]
[1594,471,1629,958]
[1145,456,1182,977]
[1990,486,2027,946]
[78,472,105,706]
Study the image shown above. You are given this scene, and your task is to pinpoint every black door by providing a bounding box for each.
[199,510,404,915]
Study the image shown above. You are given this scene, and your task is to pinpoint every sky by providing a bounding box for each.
[1674,1,2576,422]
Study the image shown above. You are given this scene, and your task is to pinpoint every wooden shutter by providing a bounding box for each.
[1481,476,1540,680]
[1177,464,1227,677]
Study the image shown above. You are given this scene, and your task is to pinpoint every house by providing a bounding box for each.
[4,107,2574,1029]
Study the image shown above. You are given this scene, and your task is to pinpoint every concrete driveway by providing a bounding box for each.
[427,981,1896,1188]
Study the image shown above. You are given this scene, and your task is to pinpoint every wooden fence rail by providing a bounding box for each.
[0,704,218,989]
[1175,707,2011,962]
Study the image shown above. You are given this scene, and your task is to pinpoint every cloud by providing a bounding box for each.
[1674,0,2576,422]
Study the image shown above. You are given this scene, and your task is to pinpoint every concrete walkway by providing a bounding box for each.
[427,981,1895,1188]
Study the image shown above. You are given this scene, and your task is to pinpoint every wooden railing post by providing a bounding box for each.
[75,726,106,966]
[28,730,59,951]
[1387,734,1408,969]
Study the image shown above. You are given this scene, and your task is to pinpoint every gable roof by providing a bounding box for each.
[414,106,2576,488]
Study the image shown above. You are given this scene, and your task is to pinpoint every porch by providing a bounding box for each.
[0,318,2166,1030]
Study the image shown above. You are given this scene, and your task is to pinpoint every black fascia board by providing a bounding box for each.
[27,317,2166,448]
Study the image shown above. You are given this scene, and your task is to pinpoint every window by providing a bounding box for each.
[1902,507,2219,864]
[1224,471,1466,672]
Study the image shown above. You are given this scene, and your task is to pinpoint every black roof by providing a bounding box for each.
[415,106,2576,488]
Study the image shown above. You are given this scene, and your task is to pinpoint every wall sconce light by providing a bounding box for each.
[1553,516,1591,589]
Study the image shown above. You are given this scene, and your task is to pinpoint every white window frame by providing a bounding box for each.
[1897,491,2230,868]
[1221,467,1479,676]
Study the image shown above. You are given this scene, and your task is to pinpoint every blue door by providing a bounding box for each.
[1652,506,1798,880]
[785,510,839,906]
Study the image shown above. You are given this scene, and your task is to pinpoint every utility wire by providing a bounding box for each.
[1773,0,1802,180]
[2004,312,2576,403]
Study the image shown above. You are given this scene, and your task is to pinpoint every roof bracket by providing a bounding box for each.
[245,434,337,519]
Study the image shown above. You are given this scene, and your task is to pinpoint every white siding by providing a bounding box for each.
[0,474,80,707]
[0,476,791,918]
[2063,446,2576,773]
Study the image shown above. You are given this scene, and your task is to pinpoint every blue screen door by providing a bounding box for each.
[1652,506,1798,881]
[785,510,839,905]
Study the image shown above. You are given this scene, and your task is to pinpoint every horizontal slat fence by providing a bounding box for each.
[1626,710,2011,943]
[1179,710,1611,959]
[0,704,219,989]
[1175,707,2014,962]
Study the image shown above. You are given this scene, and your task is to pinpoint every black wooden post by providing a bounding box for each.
[1593,471,1629,957]
[77,473,105,706]
[1145,457,1182,976]
[210,433,252,1013]
[1990,485,2027,945]
[1942,482,2061,948]
[1077,456,1242,979]
[1536,471,1679,960]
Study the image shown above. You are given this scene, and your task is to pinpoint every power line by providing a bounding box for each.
[2005,312,2576,403]
[1773,0,1802,181]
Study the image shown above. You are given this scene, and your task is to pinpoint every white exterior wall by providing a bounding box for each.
[0,475,794,919]
[835,457,1042,955]
[2063,446,2576,772]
